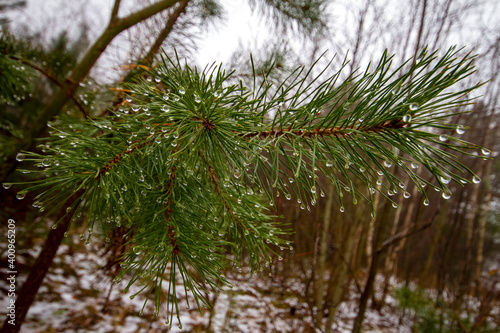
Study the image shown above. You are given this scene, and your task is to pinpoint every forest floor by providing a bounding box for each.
[0,236,418,333]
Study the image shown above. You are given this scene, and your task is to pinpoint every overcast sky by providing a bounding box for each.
[3,0,499,88]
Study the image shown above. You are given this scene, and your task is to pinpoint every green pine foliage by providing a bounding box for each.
[6,47,490,328]
[0,37,31,104]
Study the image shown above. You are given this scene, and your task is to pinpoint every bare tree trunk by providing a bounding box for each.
[365,190,381,268]
[378,183,416,307]
[325,222,356,333]
[352,200,392,333]
[143,0,190,65]
[474,118,497,291]
[314,185,334,327]
[461,107,495,292]
[412,0,427,62]
[0,198,77,333]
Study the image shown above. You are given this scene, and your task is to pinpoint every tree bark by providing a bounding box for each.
[352,200,391,333]
[314,184,334,327]
[143,0,190,66]
[325,221,356,333]
[0,201,75,333]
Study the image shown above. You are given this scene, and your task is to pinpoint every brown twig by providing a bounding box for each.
[241,118,407,139]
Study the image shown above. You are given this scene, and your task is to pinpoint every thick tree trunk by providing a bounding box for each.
[0,207,72,333]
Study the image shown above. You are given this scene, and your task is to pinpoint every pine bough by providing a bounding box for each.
[7,47,490,327]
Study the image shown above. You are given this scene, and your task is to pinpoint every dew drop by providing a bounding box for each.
[178,86,185,95]
[194,93,201,103]
[16,191,26,200]
[278,256,283,261]
[155,77,161,83]
[442,192,452,200]
[384,160,392,168]
[288,177,294,183]
[481,148,491,156]
[403,114,412,122]
[285,194,291,200]
[311,186,317,194]
[2,183,12,189]
[411,162,419,169]
[423,199,430,206]
[439,135,447,142]
[456,125,465,135]
[392,202,398,208]
[403,191,411,198]
[376,179,382,186]
[64,232,69,238]
[472,175,481,184]
[163,94,170,101]
[440,175,451,185]
[340,206,345,213]
[42,158,51,167]
[16,153,25,162]
[126,97,133,103]
[359,167,365,173]
[320,190,325,197]
[409,103,419,111]
[326,161,333,167]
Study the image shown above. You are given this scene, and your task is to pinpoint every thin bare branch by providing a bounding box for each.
[110,0,121,20]
[143,0,190,65]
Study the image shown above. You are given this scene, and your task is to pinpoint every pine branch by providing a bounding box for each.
[7,46,491,328]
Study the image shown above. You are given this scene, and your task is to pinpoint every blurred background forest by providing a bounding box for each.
[0,0,499,332]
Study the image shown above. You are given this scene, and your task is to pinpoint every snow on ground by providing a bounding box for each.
[1,237,489,332]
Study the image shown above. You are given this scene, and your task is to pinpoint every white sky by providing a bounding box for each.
[3,0,499,90]
[3,0,264,80]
